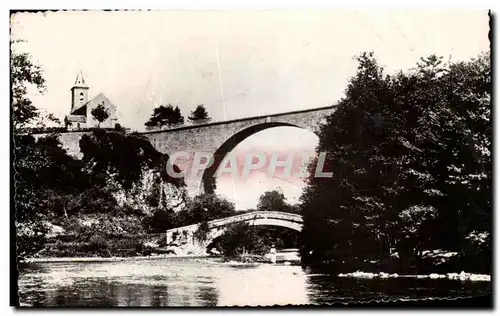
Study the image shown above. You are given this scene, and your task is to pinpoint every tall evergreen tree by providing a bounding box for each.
[188,104,211,123]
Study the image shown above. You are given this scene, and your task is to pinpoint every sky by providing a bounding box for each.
[10,10,490,209]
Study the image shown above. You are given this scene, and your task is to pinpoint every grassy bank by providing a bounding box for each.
[30,233,171,260]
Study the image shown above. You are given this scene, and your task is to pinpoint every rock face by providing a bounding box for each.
[66,129,188,216]
[111,168,186,217]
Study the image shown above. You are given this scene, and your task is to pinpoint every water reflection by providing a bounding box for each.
[215,265,309,306]
[17,258,491,307]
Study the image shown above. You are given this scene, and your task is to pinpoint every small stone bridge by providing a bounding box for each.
[165,211,303,255]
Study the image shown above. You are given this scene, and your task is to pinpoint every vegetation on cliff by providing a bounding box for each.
[12,48,189,258]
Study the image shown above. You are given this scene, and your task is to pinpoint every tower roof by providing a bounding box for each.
[72,71,88,88]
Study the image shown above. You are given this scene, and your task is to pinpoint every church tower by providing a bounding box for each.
[70,71,89,112]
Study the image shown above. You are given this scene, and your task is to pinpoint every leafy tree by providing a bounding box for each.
[144,104,184,128]
[396,205,438,271]
[11,46,79,258]
[90,103,110,128]
[209,223,300,258]
[79,130,184,190]
[11,48,45,132]
[194,221,211,243]
[188,104,211,123]
[146,209,179,233]
[13,133,88,257]
[257,189,290,213]
[299,52,491,273]
[212,222,270,258]
[176,194,235,226]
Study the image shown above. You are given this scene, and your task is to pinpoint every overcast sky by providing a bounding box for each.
[11,10,490,209]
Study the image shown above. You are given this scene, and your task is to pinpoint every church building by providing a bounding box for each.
[64,72,118,130]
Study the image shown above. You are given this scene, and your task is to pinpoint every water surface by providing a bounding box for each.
[17,257,491,306]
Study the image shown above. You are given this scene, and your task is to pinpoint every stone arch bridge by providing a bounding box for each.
[39,106,334,196]
[165,211,303,255]
[142,106,334,195]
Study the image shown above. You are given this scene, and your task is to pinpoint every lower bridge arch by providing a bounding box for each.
[165,211,303,254]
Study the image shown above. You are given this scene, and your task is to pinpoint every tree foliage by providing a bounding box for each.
[194,221,211,242]
[11,49,46,131]
[90,103,110,127]
[144,104,184,128]
[209,223,299,258]
[211,222,269,257]
[299,52,491,272]
[13,133,88,257]
[79,130,184,190]
[176,193,236,226]
[188,104,211,123]
[12,48,79,257]
[257,189,290,213]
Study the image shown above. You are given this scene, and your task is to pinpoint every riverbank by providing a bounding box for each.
[21,253,207,264]
[21,254,299,267]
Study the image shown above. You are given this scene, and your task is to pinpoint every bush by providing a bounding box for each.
[211,223,271,258]
[194,221,210,242]
[16,221,47,259]
[86,234,111,257]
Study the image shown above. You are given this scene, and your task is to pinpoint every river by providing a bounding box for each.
[17,257,491,307]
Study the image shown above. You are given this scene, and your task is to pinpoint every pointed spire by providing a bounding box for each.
[73,71,88,88]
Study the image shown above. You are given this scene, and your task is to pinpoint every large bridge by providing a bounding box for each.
[40,106,334,196]
[165,211,303,255]
[142,106,334,195]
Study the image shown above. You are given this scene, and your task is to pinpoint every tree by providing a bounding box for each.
[79,129,184,190]
[13,133,89,257]
[396,205,438,271]
[144,104,184,128]
[194,221,211,243]
[11,46,75,258]
[257,190,289,213]
[11,47,46,132]
[211,222,270,258]
[145,208,181,233]
[176,194,235,226]
[188,104,211,124]
[90,103,110,128]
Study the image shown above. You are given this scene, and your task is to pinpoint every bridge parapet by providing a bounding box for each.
[165,211,303,247]
[208,211,302,229]
[141,106,334,197]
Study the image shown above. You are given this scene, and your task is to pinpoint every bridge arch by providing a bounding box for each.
[200,122,317,193]
[142,106,333,196]
[165,211,303,254]
[204,216,302,252]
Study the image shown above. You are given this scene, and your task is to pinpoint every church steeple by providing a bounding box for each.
[70,71,89,113]
[73,71,88,88]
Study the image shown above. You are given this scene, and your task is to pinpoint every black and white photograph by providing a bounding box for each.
[10,8,492,307]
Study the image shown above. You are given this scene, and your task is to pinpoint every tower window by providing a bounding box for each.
[79,92,84,101]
